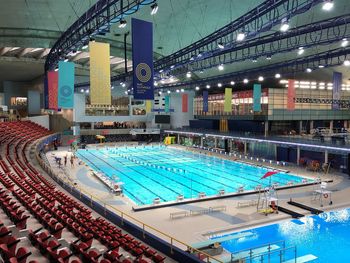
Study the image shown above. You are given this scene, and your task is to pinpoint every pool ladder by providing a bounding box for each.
[230,240,298,263]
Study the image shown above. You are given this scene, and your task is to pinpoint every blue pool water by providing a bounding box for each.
[212,208,350,262]
[76,145,310,206]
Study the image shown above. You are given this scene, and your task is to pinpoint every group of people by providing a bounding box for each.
[57,154,76,168]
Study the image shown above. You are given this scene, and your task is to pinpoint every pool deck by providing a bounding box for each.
[45,143,350,250]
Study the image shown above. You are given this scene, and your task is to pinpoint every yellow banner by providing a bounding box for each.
[89,41,111,105]
[224,88,232,112]
[145,100,152,113]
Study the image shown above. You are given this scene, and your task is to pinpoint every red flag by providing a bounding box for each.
[182,93,188,112]
[48,71,58,110]
[67,138,76,145]
[287,79,295,111]
[261,171,279,179]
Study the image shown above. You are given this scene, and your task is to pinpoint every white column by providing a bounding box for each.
[299,121,303,134]
[344,120,348,129]
[310,121,314,133]
[297,146,300,165]
[325,150,328,164]
[91,122,95,130]
[200,137,203,147]
[229,139,233,151]
[329,121,333,133]
[264,121,269,137]
[177,134,180,144]
[214,137,218,148]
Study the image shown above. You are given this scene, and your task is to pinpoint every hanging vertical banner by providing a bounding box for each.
[332,71,342,110]
[145,100,152,113]
[47,71,58,110]
[182,93,188,112]
[44,75,48,109]
[253,84,262,112]
[164,95,170,113]
[224,88,232,112]
[203,91,209,113]
[90,41,111,105]
[132,18,154,100]
[58,61,75,109]
[287,79,296,111]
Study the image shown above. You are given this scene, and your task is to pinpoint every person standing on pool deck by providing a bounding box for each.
[70,155,74,167]
[64,154,67,166]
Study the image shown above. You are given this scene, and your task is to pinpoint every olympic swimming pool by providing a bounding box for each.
[76,145,311,206]
[211,208,350,262]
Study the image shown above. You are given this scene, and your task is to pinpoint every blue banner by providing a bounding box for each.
[203,91,208,113]
[58,61,75,109]
[44,75,48,109]
[132,18,154,100]
[164,95,170,113]
[253,84,262,112]
[332,71,342,110]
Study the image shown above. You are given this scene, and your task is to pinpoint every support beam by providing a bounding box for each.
[16,48,34,58]
[310,121,314,133]
[325,150,328,164]
[264,121,269,137]
[0,47,11,56]
[297,146,300,165]
[200,137,203,148]
[329,121,333,133]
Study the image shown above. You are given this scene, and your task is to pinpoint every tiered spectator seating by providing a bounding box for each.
[0,121,167,263]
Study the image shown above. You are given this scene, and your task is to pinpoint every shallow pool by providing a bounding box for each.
[76,145,309,206]
[212,208,350,262]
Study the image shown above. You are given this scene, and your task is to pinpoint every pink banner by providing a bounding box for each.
[287,79,295,111]
[182,93,188,112]
[47,71,58,110]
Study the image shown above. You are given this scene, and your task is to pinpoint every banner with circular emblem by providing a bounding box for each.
[58,61,75,109]
[132,18,154,100]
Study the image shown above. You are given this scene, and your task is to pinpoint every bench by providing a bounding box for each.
[170,211,188,219]
[237,200,257,208]
[190,209,210,216]
[209,206,226,212]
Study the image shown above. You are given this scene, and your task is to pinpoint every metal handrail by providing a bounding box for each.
[231,240,286,261]
[34,134,223,263]
[247,245,297,263]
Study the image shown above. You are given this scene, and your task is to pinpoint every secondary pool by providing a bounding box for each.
[76,145,311,206]
[212,208,350,262]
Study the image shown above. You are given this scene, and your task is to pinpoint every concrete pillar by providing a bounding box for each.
[299,121,303,134]
[214,137,218,148]
[329,121,333,133]
[244,141,247,155]
[264,121,269,137]
[325,150,328,164]
[229,139,233,152]
[296,146,300,165]
[177,134,180,144]
[91,122,95,130]
[344,120,348,129]
[200,137,204,147]
[310,121,314,133]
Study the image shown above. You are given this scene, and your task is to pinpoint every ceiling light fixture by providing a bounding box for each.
[322,0,334,11]
[218,83,222,87]
[230,81,235,85]
[218,42,225,49]
[341,38,348,47]
[236,32,245,41]
[218,64,224,71]
[243,78,249,84]
[306,68,312,73]
[258,76,264,81]
[275,73,281,78]
[150,2,159,15]
[280,18,290,32]
[298,47,304,55]
[195,86,200,90]
[119,19,127,28]
[344,60,350,66]
[206,84,210,89]
[186,71,192,78]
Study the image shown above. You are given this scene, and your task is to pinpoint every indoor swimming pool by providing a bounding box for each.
[212,208,350,262]
[76,145,310,206]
